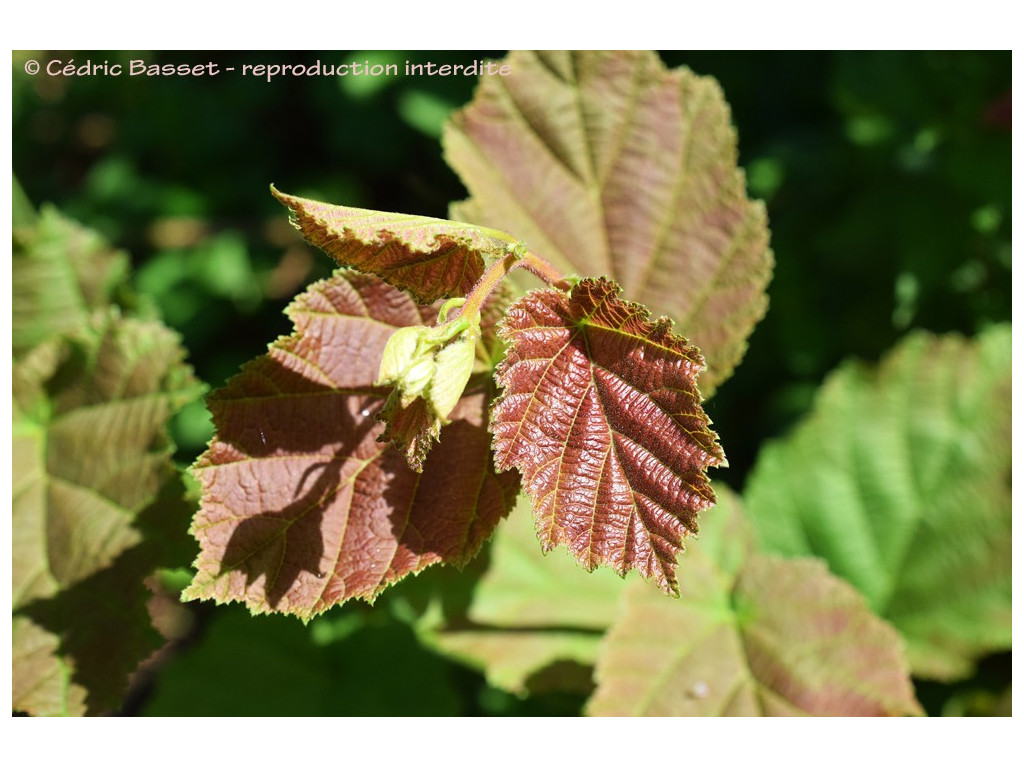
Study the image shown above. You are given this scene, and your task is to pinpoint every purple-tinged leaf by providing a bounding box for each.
[587,488,923,716]
[445,50,773,394]
[183,272,519,619]
[491,277,725,595]
[272,186,519,304]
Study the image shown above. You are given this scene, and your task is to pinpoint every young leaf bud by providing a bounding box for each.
[375,309,483,470]
[428,327,478,423]
[377,326,427,389]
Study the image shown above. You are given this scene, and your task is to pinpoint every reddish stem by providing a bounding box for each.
[519,252,569,288]
[447,249,566,325]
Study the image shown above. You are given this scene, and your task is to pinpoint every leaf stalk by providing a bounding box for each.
[444,245,566,327]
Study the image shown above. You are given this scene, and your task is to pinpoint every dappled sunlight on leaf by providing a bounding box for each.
[183,272,519,619]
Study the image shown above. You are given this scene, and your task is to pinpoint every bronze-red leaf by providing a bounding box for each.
[491,277,725,595]
[183,272,519,618]
[272,187,518,304]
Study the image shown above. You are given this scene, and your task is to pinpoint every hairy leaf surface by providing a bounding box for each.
[491,277,725,595]
[12,312,201,715]
[445,50,773,393]
[410,495,630,695]
[587,488,922,716]
[183,272,519,619]
[744,326,1011,679]
[13,202,130,358]
[272,186,518,304]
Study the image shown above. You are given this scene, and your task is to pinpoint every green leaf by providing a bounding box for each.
[491,277,725,595]
[587,487,923,716]
[142,606,462,716]
[445,50,773,395]
[410,494,630,695]
[183,271,519,619]
[14,483,194,717]
[12,312,203,715]
[13,204,131,358]
[13,175,37,229]
[271,185,519,304]
[743,326,1011,680]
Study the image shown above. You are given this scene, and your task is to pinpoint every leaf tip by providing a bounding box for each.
[268,183,288,203]
[269,183,291,209]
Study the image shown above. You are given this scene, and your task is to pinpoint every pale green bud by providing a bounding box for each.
[376,310,482,424]
[377,326,424,386]
[428,329,478,423]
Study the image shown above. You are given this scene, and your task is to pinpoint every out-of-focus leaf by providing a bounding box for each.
[940,685,1011,717]
[12,204,130,358]
[410,495,630,695]
[491,277,725,595]
[587,487,922,716]
[183,271,519,619]
[142,606,461,716]
[445,50,773,394]
[14,492,192,717]
[13,175,36,228]
[272,186,519,304]
[744,326,1011,680]
[12,312,202,715]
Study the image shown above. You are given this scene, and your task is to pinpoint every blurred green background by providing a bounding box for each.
[12,50,1011,716]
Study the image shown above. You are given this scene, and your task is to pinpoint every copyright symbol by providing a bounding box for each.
[24,60,40,75]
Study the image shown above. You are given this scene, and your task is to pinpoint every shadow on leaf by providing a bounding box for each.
[14,478,194,716]
[208,356,381,611]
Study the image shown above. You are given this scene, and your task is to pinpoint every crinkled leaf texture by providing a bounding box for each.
[411,494,631,695]
[272,186,517,305]
[183,271,519,619]
[587,487,923,716]
[12,311,202,716]
[491,277,725,596]
[445,50,772,394]
[744,326,1011,680]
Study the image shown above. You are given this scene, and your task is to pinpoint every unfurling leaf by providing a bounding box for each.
[183,272,519,619]
[445,50,773,394]
[491,277,725,595]
[587,488,923,716]
[375,302,481,470]
[12,311,202,715]
[744,326,1011,680]
[272,186,519,304]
